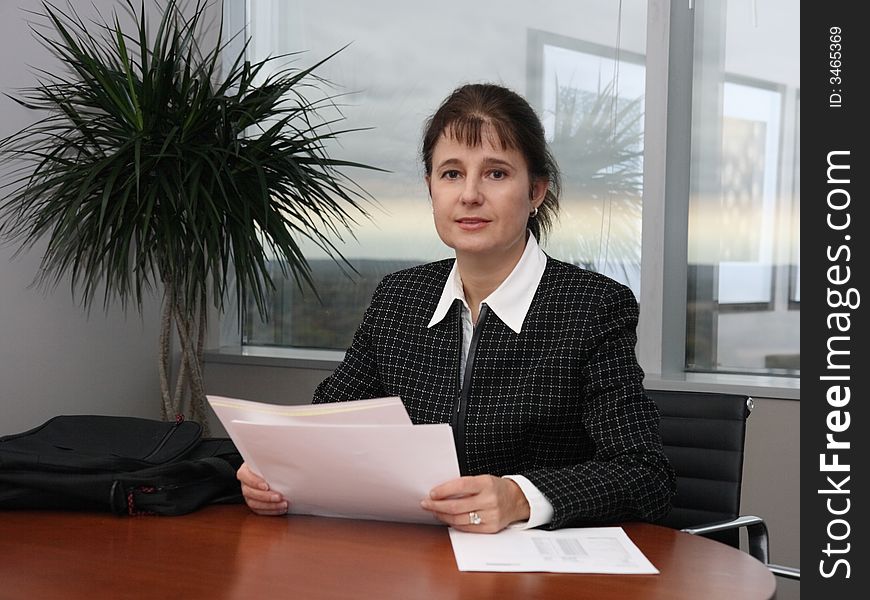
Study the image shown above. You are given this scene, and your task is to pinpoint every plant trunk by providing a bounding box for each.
[158,279,210,434]
[158,284,174,421]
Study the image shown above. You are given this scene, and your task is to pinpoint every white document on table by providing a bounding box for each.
[207,395,460,525]
[448,527,659,574]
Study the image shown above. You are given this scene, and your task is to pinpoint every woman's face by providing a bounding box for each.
[427,127,546,263]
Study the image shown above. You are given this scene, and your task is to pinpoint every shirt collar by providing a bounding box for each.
[427,233,547,334]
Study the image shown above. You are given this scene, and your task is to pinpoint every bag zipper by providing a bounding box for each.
[142,418,184,462]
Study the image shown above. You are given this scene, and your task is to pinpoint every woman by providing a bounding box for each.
[238,83,674,533]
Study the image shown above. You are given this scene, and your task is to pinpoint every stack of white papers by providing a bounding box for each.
[448,527,659,574]
[207,395,460,524]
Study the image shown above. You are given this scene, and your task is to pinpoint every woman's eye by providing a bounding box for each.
[490,170,506,180]
[442,170,461,179]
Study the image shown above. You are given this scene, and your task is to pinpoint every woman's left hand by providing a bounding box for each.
[420,475,531,533]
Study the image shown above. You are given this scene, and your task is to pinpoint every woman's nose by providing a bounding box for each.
[459,179,482,204]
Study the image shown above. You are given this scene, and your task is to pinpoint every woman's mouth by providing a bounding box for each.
[456,217,491,231]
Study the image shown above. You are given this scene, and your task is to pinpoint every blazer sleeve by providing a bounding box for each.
[521,283,675,528]
[312,281,388,405]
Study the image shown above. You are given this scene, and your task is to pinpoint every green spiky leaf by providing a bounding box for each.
[0,0,379,324]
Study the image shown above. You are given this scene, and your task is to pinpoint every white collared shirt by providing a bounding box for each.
[427,233,554,529]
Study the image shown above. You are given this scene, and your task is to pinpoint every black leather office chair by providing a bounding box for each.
[647,388,800,581]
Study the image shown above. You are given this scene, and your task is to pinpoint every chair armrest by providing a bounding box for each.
[682,515,800,580]
[767,564,801,580]
[682,515,769,563]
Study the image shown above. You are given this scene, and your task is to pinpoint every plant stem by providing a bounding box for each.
[158,282,174,421]
[174,295,209,434]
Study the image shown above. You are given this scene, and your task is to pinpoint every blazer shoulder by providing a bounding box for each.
[372,259,454,304]
[542,256,637,302]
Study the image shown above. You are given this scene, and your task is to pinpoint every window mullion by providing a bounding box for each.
[638,0,693,376]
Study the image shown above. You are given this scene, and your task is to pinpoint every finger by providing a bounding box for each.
[241,484,285,505]
[421,496,478,516]
[449,522,501,534]
[247,501,290,516]
[427,510,467,527]
[237,463,269,490]
[238,464,285,504]
[431,512,502,534]
[243,490,289,510]
[430,509,493,528]
[422,479,501,515]
[428,475,486,500]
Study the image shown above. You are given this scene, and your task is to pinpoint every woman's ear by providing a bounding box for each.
[531,177,548,207]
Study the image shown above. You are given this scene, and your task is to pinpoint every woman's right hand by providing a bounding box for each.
[237,462,290,516]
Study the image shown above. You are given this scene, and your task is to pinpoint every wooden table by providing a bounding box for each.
[0,505,775,599]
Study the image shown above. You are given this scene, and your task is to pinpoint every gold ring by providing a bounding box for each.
[468,511,482,525]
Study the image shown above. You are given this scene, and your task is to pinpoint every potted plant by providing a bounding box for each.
[0,0,375,425]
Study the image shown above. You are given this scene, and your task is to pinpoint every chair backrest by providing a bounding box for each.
[647,389,752,548]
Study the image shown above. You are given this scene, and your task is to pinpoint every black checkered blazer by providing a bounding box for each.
[313,257,675,528]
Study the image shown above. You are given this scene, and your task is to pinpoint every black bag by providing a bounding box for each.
[0,415,244,515]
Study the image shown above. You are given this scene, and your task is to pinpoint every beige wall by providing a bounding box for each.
[742,396,801,599]
[0,0,172,435]
[0,0,227,434]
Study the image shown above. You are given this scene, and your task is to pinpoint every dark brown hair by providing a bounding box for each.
[421,83,561,240]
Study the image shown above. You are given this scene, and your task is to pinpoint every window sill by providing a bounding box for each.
[643,372,799,401]
[205,345,344,371]
[207,346,800,400]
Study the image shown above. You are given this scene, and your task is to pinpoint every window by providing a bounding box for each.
[528,30,646,291]
[685,0,800,375]
[229,0,800,383]
[240,0,648,350]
